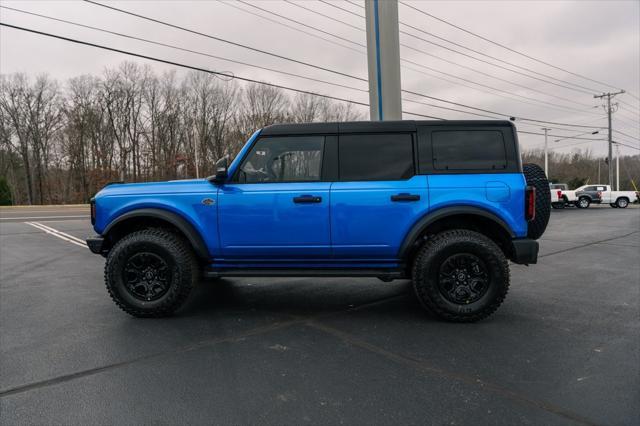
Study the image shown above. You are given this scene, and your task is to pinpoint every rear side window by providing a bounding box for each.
[431,130,507,171]
[339,133,414,181]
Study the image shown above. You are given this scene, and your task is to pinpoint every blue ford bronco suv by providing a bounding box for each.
[87,121,550,322]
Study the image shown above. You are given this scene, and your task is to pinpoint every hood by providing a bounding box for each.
[95,178,213,198]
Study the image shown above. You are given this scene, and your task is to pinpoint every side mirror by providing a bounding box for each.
[208,155,229,184]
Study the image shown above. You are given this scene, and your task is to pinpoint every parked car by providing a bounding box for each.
[549,183,566,209]
[86,120,551,322]
[560,184,581,205]
[574,184,638,208]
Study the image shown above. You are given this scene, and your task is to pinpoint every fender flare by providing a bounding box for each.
[103,208,210,260]
[398,206,515,259]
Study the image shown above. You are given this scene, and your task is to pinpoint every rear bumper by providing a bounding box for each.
[86,236,105,255]
[511,239,539,265]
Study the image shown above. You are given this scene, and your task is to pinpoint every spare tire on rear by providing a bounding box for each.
[523,163,551,240]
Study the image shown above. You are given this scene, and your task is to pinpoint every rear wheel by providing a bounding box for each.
[616,198,629,208]
[610,203,618,208]
[105,228,199,317]
[412,230,509,323]
[522,163,551,239]
[577,197,590,209]
[551,202,565,209]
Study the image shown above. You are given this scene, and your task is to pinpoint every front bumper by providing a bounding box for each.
[86,236,105,255]
[511,239,539,265]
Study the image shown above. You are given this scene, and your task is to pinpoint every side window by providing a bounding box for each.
[338,133,414,181]
[431,130,507,170]
[597,186,606,191]
[584,186,596,191]
[237,136,324,183]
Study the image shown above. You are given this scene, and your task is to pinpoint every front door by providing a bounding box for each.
[218,135,331,260]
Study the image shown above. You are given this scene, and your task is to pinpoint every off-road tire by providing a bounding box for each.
[105,228,199,317]
[523,163,551,240]
[577,197,590,209]
[412,229,510,323]
[616,197,629,208]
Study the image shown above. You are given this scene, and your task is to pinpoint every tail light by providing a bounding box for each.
[525,186,536,221]
[557,190,562,199]
[90,197,96,225]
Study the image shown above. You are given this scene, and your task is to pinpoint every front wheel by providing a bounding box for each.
[616,198,629,208]
[577,197,590,209]
[105,228,199,317]
[412,230,509,323]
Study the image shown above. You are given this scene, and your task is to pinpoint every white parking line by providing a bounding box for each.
[25,222,88,248]
[1,215,87,220]
[32,222,88,245]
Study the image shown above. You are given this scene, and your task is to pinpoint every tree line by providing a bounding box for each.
[0,61,638,205]
[522,150,639,191]
[0,62,361,205]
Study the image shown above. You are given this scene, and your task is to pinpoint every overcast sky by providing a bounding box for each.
[1,0,638,155]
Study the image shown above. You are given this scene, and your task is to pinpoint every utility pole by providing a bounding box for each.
[542,127,551,177]
[365,0,402,120]
[615,143,620,190]
[594,90,624,187]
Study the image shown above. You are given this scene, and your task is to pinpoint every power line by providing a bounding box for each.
[399,40,595,109]
[398,1,625,92]
[236,0,591,116]
[315,0,601,96]
[219,0,603,117]
[0,22,450,121]
[236,0,365,48]
[267,1,598,110]
[81,0,367,83]
[614,129,640,142]
[43,2,608,129]
[285,0,362,32]
[519,130,605,141]
[618,99,640,113]
[0,5,369,94]
[318,0,363,18]
[218,0,364,54]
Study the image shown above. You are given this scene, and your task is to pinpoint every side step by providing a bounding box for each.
[203,268,407,279]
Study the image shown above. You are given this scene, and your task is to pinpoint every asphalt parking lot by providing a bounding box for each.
[1,204,638,425]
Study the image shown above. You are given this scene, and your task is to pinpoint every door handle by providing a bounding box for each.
[293,195,322,204]
[391,193,420,202]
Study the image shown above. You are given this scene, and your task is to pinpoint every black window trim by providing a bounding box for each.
[230,134,330,184]
[337,132,417,182]
[417,125,521,175]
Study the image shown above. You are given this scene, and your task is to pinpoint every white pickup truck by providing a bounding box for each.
[573,184,638,208]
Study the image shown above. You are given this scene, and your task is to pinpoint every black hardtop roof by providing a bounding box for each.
[260,120,515,136]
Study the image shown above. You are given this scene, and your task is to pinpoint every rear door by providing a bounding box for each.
[218,135,331,259]
[330,132,429,260]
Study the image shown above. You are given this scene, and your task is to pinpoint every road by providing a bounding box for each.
[1,204,638,425]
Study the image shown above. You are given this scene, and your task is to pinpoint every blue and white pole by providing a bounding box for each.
[365,0,402,121]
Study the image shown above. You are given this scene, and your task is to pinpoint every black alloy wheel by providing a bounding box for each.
[123,252,171,301]
[437,253,490,305]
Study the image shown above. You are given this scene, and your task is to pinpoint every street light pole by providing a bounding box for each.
[365,0,402,120]
[542,127,551,177]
